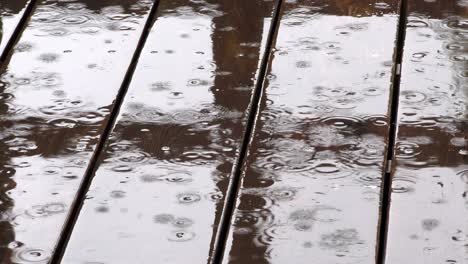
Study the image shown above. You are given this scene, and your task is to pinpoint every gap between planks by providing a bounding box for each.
[377,0,409,263]
[0,0,39,68]
[209,1,284,263]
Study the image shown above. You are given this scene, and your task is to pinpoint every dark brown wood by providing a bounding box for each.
[61,0,280,263]
[385,0,468,263]
[221,0,401,263]
[0,0,155,262]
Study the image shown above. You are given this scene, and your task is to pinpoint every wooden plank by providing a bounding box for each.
[385,0,468,263]
[0,1,155,262]
[221,1,401,263]
[0,1,34,60]
[61,0,279,263]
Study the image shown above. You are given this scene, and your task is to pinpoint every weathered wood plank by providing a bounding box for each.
[386,0,468,263]
[222,1,401,263]
[61,0,279,263]
[0,0,155,262]
[0,1,34,61]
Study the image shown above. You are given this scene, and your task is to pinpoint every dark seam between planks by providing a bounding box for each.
[376,0,408,263]
[0,0,38,69]
[49,1,162,263]
[209,1,284,263]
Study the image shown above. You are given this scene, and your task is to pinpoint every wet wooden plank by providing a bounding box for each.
[385,1,468,263]
[61,0,279,263]
[0,1,34,60]
[221,1,401,263]
[0,0,155,262]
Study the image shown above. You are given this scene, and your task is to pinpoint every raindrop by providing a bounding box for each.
[168,231,195,242]
[43,166,61,175]
[168,91,184,99]
[62,15,89,24]
[172,217,194,228]
[177,193,201,204]
[165,172,192,183]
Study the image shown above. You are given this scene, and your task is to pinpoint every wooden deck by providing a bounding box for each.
[0,0,466,263]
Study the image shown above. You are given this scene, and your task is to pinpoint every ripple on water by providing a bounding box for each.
[444,17,468,30]
[311,160,353,179]
[267,187,297,202]
[61,15,90,25]
[25,203,66,218]
[320,116,363,129]
[319,229,362,251]
[400,91,426,103]
[364,115,388,127]
[396,141,422,159]
[13,248,50,263]
[255,226,290,247]
[457,169,468,183]
[118,151,149,163]
[407,19,429,28]
[392,176,417,193]
[177,193,201,204]
[234,210,274,228]
[355,170,382,187]
[47,118,77,128]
